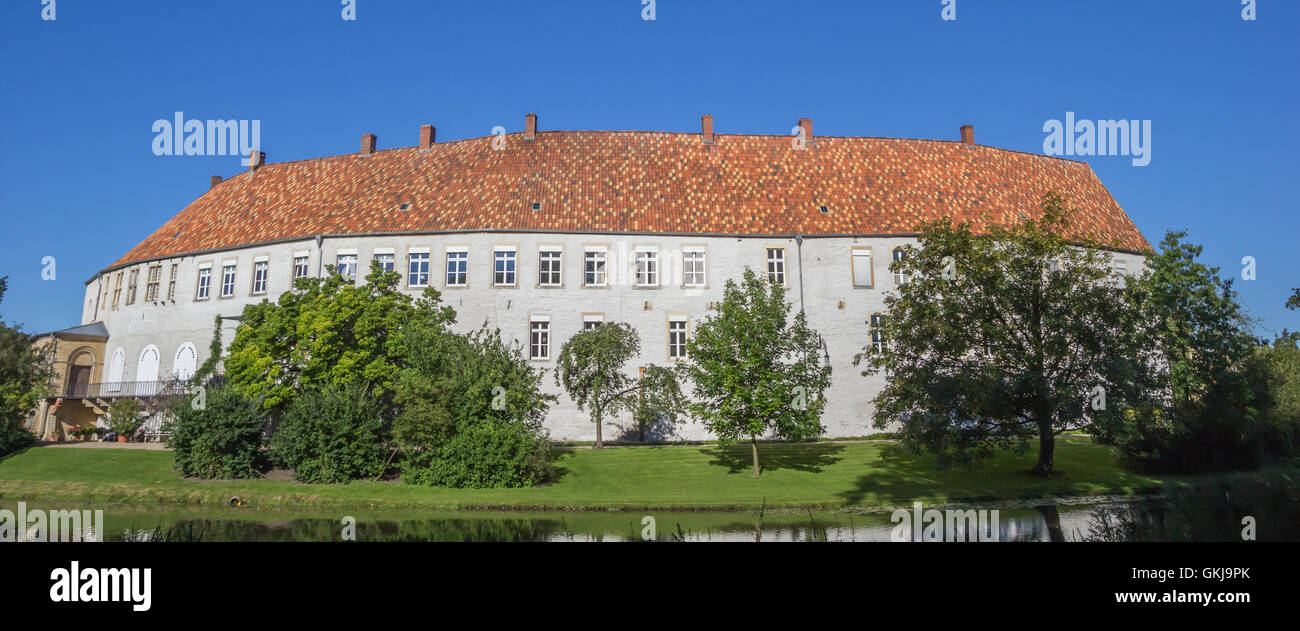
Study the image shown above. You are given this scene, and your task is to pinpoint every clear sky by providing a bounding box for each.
[1,0,1296,336]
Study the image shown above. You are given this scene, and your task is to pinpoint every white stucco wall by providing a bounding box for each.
[82,233,1148,441]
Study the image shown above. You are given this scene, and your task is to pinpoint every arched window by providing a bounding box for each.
[106,348,125,392]
[137,345,160,395]
[173,342,198,381]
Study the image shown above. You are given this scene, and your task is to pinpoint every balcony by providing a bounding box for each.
[60,380,191,400]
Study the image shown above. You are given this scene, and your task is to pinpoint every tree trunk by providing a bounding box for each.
[1035,505,1066,542]
[1031,422,1055,477]
[751,436,760,477]
[594,406,604,449]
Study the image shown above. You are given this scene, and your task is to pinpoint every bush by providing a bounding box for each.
[271,383,390,483]
[164,387,267,479]
[107,398,144,437]
[401,420,553,488]
[0,418,35,458]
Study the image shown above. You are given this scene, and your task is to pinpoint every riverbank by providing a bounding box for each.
[0,437,1289,511]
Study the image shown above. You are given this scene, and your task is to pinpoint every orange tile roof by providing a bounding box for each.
[105,130,1150,272]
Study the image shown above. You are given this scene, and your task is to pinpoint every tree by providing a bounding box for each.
[165,387,267,479]
[678,267,832,476]
[106,397,144,438]
[1092,230,1284,472]
[554,322,683,448]
[856,193,1145,476]
[1287,287,1299,311]
[224,261,455,414]
[0,277,48,456]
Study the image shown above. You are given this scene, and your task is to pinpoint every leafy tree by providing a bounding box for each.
[271,382,390,483]
[856,193,1146,476]
[224,261,455,414]
[0,277,48,456]
[679,267,831,476]
[393,323,555,487]
[1288,287,1299,311]
[164,387,267,479]
[1092,231,1285,472]
[106,397,144,438]
[555,322,683,447]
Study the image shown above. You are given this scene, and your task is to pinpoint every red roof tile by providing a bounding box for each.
[106,131,1150,272]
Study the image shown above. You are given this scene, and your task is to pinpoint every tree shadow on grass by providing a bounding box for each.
[702,442,845,475]
[544,448,577,485]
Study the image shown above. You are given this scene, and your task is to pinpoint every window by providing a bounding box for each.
[683,249,706,287]
[408,252,430,287]
[446,250,468,286]
[196,268,211,300]
[583,314,604,330]
[293,255,310,279]
[852,248,873,288]
[145,265,161,302]
[112,272,123,308]
[220,264,237,297]
[584,249,607,286]
[167,264,178,301]
[869,314,887,352]
[252,260,269,295]
[892,249,910,286]
[337,254,358,284]
[635,249,658,287]
[668,317,689,360]
[538,248,562,287]
[374,252,395,273]
[529,317,550,360]
[766,248,786,285]
[493,248,517,286]
[126,269,139,305]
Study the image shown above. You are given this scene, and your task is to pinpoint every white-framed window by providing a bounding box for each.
[852,248,873,288]
[145,265,161,302]
[112,272,122,308]
[668,316,689,360]
[252,260,269,295]
[584,248,607,287]
[494,247,517,286]
[293,253,310,279]
[529,316,550,360]
[196,267,211,300]
[766,248,786,285]
[220,264,237,297]
[446,249,468,287]
[167,264,178,301]
[538,248,562,287]
[336,253,358,284]
[408,251,430,287]
[635,249,659,287]
[892,249,910,286]
[582,314,604,330]
[374,252,395,274]
[126,269,139,305]
[869,314,887,352]
[683,248,706,287]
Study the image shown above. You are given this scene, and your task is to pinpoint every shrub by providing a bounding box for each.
[271,382,390,483]
[0,418,35,458]
[164,387,267,479]
[401,420,553,488]
[107,398,144,437]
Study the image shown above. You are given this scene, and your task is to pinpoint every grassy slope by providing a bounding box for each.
[0,437,1225,511]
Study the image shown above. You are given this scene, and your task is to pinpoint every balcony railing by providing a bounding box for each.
[62,380,192,399]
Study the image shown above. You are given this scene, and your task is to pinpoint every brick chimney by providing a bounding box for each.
[524,113,538,141]
[960,124,975,146]
[419,125,437,151]
[210,175,223,189]
[702,114,714,144]
[799,118,814,144]
[360,134,377,155]
[248,151,266,172]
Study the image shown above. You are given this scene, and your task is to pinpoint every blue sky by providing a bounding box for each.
[1,0,1296,336]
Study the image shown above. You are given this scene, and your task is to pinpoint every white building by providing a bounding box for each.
[77,115,1150,441]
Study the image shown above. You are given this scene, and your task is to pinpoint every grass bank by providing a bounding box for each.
[0,437,1271,511]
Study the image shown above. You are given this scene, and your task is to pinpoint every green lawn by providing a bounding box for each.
[0,437,1246,511]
